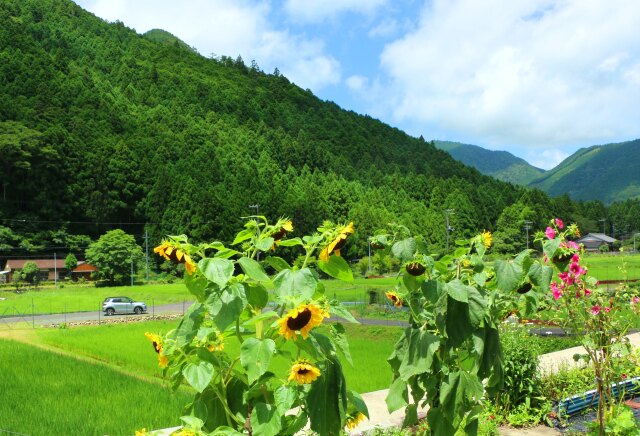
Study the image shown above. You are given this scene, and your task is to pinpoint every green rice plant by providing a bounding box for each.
[0,338,191,436]
[36,320,401,393]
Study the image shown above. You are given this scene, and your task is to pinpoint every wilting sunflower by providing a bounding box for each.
[278,303,327,340]
[319,222,355,262]
[145,332,168,368]
[481,230,492,249]
[288,359,321,384]
[271,220,294,250]
[345,412,366,430]
[154,241,196,274]
[385,291,403,308]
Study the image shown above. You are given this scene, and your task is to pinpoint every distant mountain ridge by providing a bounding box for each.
[434,141,544,185]
[434,139,640,203]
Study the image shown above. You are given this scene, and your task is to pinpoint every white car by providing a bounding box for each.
[102,296,147,316]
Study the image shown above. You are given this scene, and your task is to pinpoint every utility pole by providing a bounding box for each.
[445,209,455,252]
[144,229,149,282]
[523,220,533,250]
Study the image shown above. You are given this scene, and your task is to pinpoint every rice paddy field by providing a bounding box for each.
[1,319,401,435]
[0,338,191,436]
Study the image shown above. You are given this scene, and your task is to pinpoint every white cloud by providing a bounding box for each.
[346,75,368,92]
[526,149,569,170]
[284,0,388,23]
[373,0,640,150]
[368,18,399,38]
[74,0,341,90]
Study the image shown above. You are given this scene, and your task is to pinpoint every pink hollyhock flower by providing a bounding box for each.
[551,282,562,299]
[558,272,574,285]
[545,227,556,239]
[570,262,581,275]
[567,241,580,250]
[572,254,580,263]
[591,305,601,315]
[603,306,611,313]
[543,254,549,263]
[632,297,640,305]
[555,218,564,229]
[585,289,592,297]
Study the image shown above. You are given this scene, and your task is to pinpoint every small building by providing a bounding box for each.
[576,233,617,252]
[1,259,97,283]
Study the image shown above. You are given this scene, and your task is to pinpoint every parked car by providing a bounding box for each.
[102,296,147,316]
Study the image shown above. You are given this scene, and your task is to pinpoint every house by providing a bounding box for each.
[576,233,618,252]
[1,259,97,283]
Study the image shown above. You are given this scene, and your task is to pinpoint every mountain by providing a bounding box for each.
[434,141,544,185]
[0,0,548,257]
[529,139,640,204]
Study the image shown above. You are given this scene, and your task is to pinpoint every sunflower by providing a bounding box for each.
[320,222,355,262]
[385,291,403,308]
[135,429,148,436]
[345,412,366,430]
[481,230,492,249]
[154,241,197,274]
[206,332,225,352]
[272,220,293,241]
[171,429,196,436]
[278,303,327,340]
[288,359,321,384]
[145,332,168,368]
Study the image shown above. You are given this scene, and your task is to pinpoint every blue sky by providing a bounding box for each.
[73,0,640,170]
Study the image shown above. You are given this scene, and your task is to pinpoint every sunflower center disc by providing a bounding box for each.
[287,308,312,330]
[297,368,310,375]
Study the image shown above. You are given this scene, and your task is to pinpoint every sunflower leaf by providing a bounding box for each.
[275,385,297,415]
[392,238,416,263]
[232,228,254,245]
[240,338,276,384]
[277,237,303,247]
[273,268,318,300]
[251,402,282,436]
[328,301,358,324]
[182,361,214,393]
[238,257,270,283]
[256,237,275,252]
[206,285,246,331]
[317,254,354,283]
[199,258,234,288]
[307,357,348,436]
[264,256,291,272]
[330,323,353,365]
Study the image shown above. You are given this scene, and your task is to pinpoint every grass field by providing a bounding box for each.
[0,277,398,316]
[580,253,640,281]
[36,319,401,393]
[0,338,191,436]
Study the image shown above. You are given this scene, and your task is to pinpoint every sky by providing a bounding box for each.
[73,0,640,170]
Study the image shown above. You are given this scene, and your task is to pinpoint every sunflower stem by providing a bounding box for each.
[235,318,244,344]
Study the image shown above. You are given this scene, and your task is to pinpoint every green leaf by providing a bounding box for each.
[527,261,553,289]
[232,228,254,245]
[543,238,561,261]
[256,237,275,252]
[398,328,440,380]
[240,338,276,384]
[494,259,523,293]
[182,361,214,393]
[330,323,352,365]
[275,385,298,415]
[307,357,347,436]
[273,267,318,300]
[245,283,269,309]
[210,427,245,436]
[467,287,486,328]
[264,256,291,272]
[329,301,359,323]
[347,390,369,417]
[250,402,282,436]
[277,237,303,247]
[317,254,354,283]
[175,302,205,347]
[184,272,207,302]
[238,257,270,282]
[205,285,246,331]
[386,377,408,412]
[392,238,416,263]
[402,403,418,427]
[439,371,483,429]
[446,279,470,303]
[199,258,234,288]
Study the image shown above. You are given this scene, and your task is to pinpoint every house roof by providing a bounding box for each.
[577,233,617,244]
[5,259,67,270]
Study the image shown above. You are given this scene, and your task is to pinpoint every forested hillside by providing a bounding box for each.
[0,0,606,259]
[434,141,544,185]
[529,139,640,204]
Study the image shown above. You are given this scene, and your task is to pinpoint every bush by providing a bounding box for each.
[495,325,542,412]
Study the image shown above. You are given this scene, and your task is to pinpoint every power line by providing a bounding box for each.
[0,218,215,226]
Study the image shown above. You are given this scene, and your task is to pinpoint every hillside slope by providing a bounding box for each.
[529,139,640,203]
[434,141,544,185]
[0,0,528,254]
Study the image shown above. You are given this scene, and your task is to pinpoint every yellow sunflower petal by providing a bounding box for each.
[283,220,293,232]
